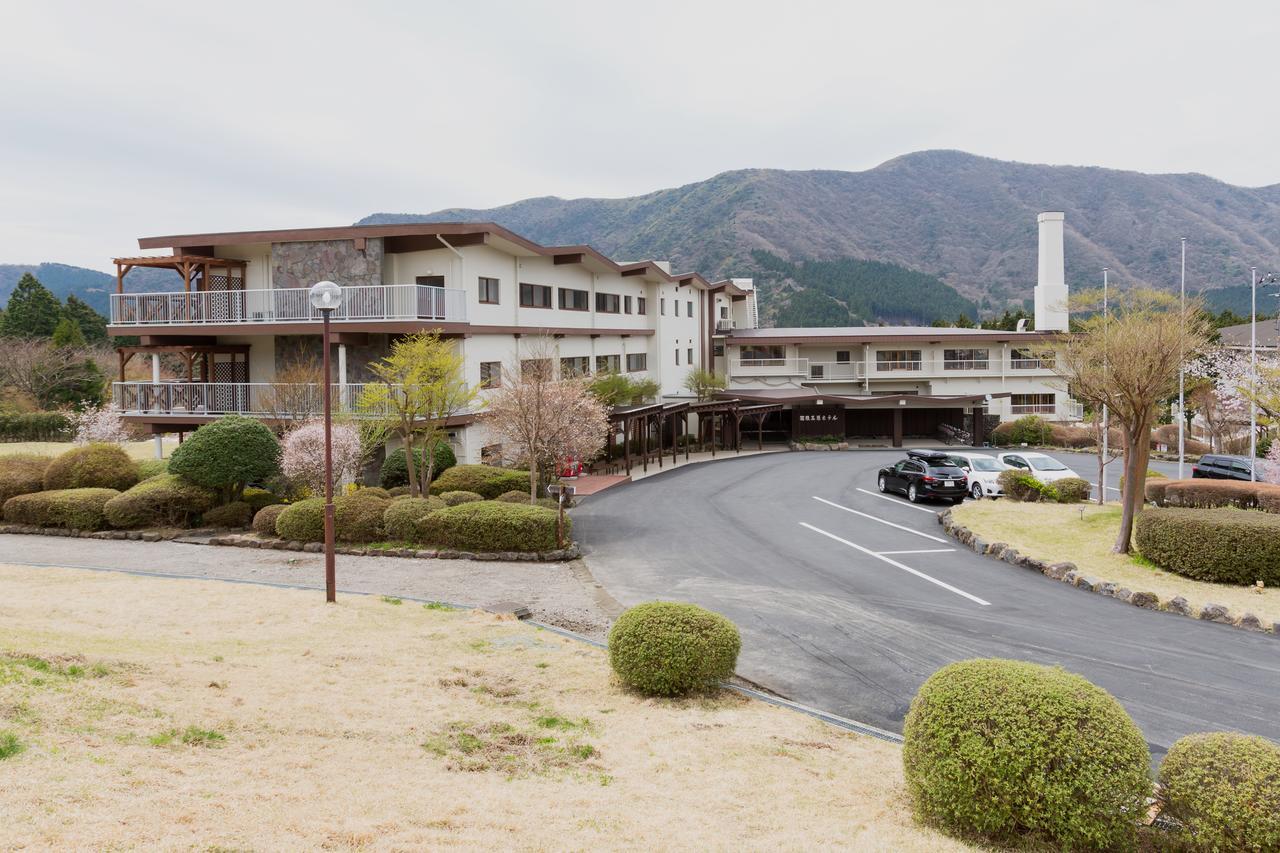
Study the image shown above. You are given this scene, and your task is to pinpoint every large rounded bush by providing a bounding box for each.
[168,415,280,501]
[607,602,741,696]
[252,503,288,536]
[996,469,1058,502]
[273,493,389,543]
[1052,477,1091,503]
[379,443,457,488]
[1163,479,1280,510]
[495,489,530,503]
[414,500,564,552]
[242,487,281,511]
[1134,507,1280,585]
[134,458,168,480]
[43,443,138,492]
[1159,732,1280,851]
[0,454,51,504]
[203,501,252,528]
[383,496,445,541]
[428,464,529,499]
[103,474,219,529]
[439,490,484,506]
[274,498,324,542]
[4,488,120,530]
[901,658,1151,850]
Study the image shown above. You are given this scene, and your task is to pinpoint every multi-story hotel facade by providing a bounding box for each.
[108,214,1078,460]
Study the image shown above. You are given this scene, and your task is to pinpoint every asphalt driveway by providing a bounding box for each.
[573,448,1279,759]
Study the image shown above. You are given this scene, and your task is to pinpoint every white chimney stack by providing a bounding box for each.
[1034,212,1069,331]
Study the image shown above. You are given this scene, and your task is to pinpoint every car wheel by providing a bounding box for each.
[878,475,887,493]
[907,483,920,503]
[970,482,984,500]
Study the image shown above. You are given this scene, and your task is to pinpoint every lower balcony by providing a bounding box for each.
[115,381,389,420]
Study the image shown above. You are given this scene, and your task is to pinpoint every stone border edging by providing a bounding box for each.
[0,523,209,542]
[209,533,581,563]
[938,510,1277,636]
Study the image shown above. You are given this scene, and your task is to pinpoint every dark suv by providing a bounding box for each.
[877,450,968,504]
[1192,454,1260,481]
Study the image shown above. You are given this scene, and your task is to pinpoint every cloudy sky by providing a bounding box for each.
[2,0,1276,270]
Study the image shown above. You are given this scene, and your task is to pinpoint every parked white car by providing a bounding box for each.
[939,451,1011,499]
[998,451,1079,484]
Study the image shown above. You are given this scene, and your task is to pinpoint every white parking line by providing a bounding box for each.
[876,548,956,555]
[811,496,950,543]
[800,522,991,606]
[854,487,943,514]
[1089,482,1123,494]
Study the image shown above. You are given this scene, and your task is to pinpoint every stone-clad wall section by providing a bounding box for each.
[271,239,384,289]
[273,334,391,384]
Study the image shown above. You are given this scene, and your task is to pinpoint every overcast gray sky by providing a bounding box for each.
[2,0,1276,270]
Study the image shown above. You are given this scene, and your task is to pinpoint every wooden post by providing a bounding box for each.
[624,418,632,476]
[684,412,690,461]
[758,414,764,451]
[657,412,663,468]
[641,412,648,473]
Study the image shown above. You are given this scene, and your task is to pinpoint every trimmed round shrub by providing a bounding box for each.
[387,485,411,498]
[355,486,391,499]
[1134,507,1280,585]
[428,464,529,499]
[1163,479,1279,510]
[252,503,288,536]
[996,469,1058,502]
[103,474,219,529]
[168,415,280,501]
[275,498,324,542]
[242,487,281,511]
[1052,477,1091,503]
[495,489,529,503]
[0,454,51,504]
[203,501,252,528]
[440,490,484,506]
[902,658,1151,850]
[1004,415,1052,446]
[134,458,168,480]
[383,496,446,541]
[379,443,457,488]
[4,488,120,530]
[414,500,565,552]
[607,602,741,696]
[43,443,138,492]
[1159,732,1280,851]
[275,493,389,543]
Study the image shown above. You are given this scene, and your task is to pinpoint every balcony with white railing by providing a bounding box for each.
[731,358,810,377]
[109,284,468,327]
[805,361,863,381]
[112,381,446,419]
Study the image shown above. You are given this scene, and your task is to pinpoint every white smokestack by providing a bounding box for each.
[1034,212,1069,331]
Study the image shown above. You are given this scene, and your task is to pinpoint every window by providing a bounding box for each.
[560,356,590,377]
[520,283,551,308]
[1011,348,1054,369]
[944,348,990,370]
[479,361,501,389]
[596,292,621,313]
[595,354,620,374]
[521,358,552,380]
[687,300,693,318]
[740,344,786,362]
[624,295,633,314]
[876,350,922,371]
[558,287,588,311]
[1011,393,1055,414]
[835,350,851,364]
[673,300,680,317]
[478,276,499,304]
[674,348,680,366]
[720,306,729,319]
[626,353,647,372]
[416,275,445,286]
[660,298,665,316]
[687,347,694,365]
[713,343,725,357]
[637,297,647,315]
[810,364,825,379]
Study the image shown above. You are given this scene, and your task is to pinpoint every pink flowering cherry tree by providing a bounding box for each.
[281,418,364,496]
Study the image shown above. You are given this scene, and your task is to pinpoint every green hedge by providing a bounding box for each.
[991,415,1053,446]
[275,498,324,542]
[3,488,120,530]
[43,443,139,492]
[242,487,281,511]
[996,469,1059,502]
[203,502,252,528]
[0,454,51,504]
[0,412,72,442]
[1053,477,1091,503]
[102,474,219,529]
[494,489,562,510]
[379,443,457,488]
[356,486,391,499]
[1158,732,1280,851]
[252,504,288,536]
[168,415,280,501]
[1134,507,1280,585]
[1162,479,1280,510]
[414,501,564,552]
[274,493,390,543]
[134,458,169,480]
[607,602,741,696]
[428,464,529,499]
[439,490,484,506]
[902,658,1151,850]
[383,496,445,541]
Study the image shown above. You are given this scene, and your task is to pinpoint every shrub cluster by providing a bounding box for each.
[379,443,457,488]
[1134,507,1280,585]
[203,501,252,528]
[995,415,1053,446]
[607,602,741,696]
[1158,732,1280,851]
[251,504,288,536]
[134,458,169,480]
[495,489,563,510]
[414,501,564,552]
[902,658,1150,850]
[354,486,391,499]
[1161,479,1280,511]
[4,488,120,530]
[274,498,324,542]
[168,415,280,501]
[242,487,281,511]
[1051,476,1090,502]
[0,411,72,442]
[439,490,484,506]
[382,496,445,541]
[43,443,139,492]
[273,493,391,543]
[428,464,530,499]
[0,454,51,504]
[996,470,1059,502]
[1150,423,1211,455]
[103,474,219,529]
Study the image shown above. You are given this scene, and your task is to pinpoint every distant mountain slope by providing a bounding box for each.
[361,150,1280,320]
[0,264,179,316]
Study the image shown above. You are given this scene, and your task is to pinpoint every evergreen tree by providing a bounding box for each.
[51,316,87,348]
[1,273,63,338]
[62,294,108,343]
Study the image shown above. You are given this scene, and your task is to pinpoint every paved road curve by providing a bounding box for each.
[574,449,1279,759]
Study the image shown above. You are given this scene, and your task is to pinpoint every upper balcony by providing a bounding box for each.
[110,283,467,328]
[730,355,1056,381]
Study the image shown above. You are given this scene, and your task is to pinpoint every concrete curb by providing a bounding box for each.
[938,510,1277,636]
[209,533,582,563]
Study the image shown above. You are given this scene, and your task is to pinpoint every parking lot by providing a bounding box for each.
[573,448,1278,759]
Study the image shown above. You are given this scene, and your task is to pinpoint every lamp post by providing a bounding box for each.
[309,280,343,602]
[1178,237,1186,479]
[1100,267,1109,503]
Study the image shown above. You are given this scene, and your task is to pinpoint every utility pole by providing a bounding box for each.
[1178,237,1186,479]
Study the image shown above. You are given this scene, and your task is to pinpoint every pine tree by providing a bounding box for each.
[51,316,87,347]
[62,294,108,343]
[1,273,63,338]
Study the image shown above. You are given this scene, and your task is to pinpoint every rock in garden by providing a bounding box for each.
[303,542,322,553]
[1099,582,1118,597]
[1001,549,1021,565]
[1199,602,1231,623]
[1075,576,1098,592]
[1129,591,1159,609]
[1237,613,1264,632]
[987,542,1007,558]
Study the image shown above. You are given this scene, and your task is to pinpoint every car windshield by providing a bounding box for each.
[1028,455,1068,471]
[926,465,964,476]
[968,458,1004,472]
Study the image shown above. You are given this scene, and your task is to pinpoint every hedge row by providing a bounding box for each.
[383,496,445,541]
[991,415,1211,454]
[427,464,530,499]
[0,454,51,504]
[43,443,139,492]
[0,412,72,442]
[996,470,1089,503]
[1134,507,1280,585]
[103,474,218,528]
[1146,478,1280,511]
[414,501,563,552]
[3,488,120,531]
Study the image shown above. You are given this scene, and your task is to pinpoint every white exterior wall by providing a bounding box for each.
[213,243,272,290]
[654,283,703,397]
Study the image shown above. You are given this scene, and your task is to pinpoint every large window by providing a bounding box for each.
[596,354,620,374]
[835,350,851,364]
[1011,348,1054,369]
[875,350,922,371]
[739,344,786,363]
[558,287,588,311]
[596,292,621,314]
[479,361,501,389]
[944,348,990,370]
[520,283,551,309]
[637,297,647,316]
[626,353,647,372]
[478,277,499,304]
[560,356,590,377]
[1011,393,1056,414]
[624,295,633,314]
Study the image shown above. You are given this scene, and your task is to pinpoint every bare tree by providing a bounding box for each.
[259,347,325,427]
[0,339,108,409]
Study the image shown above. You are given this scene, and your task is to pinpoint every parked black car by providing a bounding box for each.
[1192,454,1261,481]
[877,450,968,504]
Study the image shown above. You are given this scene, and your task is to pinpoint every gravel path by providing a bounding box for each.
[0,534,620,640]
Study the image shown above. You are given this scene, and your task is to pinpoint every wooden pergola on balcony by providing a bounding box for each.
[114,255,247,294]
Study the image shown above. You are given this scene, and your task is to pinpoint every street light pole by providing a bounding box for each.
[309,280,344,602]
[1100,268,1109,503]
[1178,237,1186,479]
[1251,267,1258,481]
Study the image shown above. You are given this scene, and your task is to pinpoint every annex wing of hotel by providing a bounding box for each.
[108,213,1078,463]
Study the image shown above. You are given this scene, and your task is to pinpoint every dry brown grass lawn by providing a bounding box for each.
[0,564,974,851]
[953,501,1280,626]
[0,439,174,461]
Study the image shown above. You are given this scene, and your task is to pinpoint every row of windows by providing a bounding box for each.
[736,345,1049,370]
[478,354,648,388]
[477,276,698,321]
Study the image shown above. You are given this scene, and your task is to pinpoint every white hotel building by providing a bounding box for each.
[109,214,1078,459]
